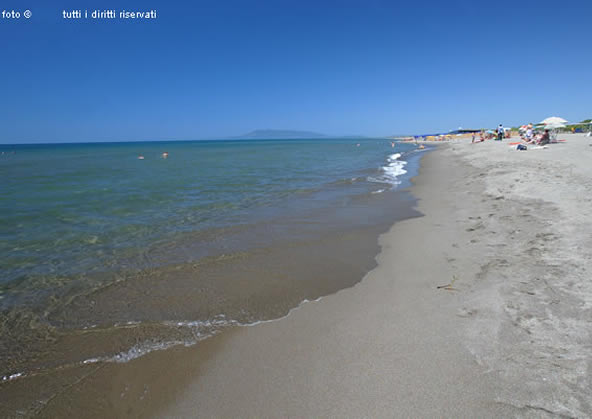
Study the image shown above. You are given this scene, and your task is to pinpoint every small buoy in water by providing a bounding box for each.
[162,152,169,158]
[356,143,360,147]
[138,155,145,160]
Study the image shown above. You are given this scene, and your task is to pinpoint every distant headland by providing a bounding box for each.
[234,129,327,139]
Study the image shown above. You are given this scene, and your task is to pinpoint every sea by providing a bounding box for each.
[0,138,428,382]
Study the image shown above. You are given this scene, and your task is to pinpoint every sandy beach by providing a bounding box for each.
[3,0,589,416]
[12,134,592,418]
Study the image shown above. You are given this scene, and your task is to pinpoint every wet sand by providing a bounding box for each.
[1,176,421,417]
[8,134,592,417]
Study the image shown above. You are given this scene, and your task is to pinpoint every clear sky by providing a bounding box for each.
[1,0,591,143]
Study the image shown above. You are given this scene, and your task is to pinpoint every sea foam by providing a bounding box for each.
[368,152,408,186]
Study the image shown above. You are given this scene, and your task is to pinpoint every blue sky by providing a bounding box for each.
[1,0,590,143]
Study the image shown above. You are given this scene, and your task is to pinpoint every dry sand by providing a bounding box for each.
[32,134,592,418]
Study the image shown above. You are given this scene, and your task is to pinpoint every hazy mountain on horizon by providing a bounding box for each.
[234,129,327,139]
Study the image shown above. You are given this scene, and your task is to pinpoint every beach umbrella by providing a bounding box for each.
[540,116,568,125]
[544,122,566,129]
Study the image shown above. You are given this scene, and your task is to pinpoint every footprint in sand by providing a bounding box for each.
[457,307,477,318]
[466,222,485,232]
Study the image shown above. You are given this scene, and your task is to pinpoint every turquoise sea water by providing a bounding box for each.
[0,138,426,378]
[1,139,417,292]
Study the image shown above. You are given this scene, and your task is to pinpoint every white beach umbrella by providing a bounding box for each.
[543,122,566,129]
[540,116,568,125]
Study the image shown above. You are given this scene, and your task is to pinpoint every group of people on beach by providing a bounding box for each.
[520,123,551,145]
[471,126,509,143]
[469,123,552,146]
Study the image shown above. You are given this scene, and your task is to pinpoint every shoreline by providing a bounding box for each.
[6,135,592,417]
[26,142,506,418]
[0,144,426,417]
[154,143,517,417]
[1,140,422,374]
[157,134,590,417]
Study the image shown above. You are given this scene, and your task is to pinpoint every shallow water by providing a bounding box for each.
[0,138,426,379]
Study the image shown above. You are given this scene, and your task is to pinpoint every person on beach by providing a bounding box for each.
[539,129,551,146]
[525,124,533,141]
[496,124,504,141]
